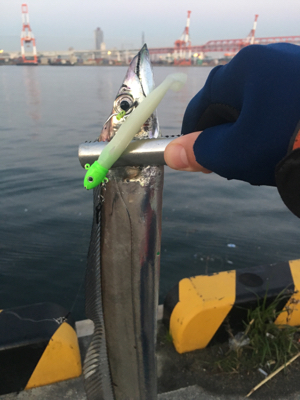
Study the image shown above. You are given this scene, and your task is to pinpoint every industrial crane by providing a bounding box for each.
[19,3,38,65]
[149,13,300,63]
[174,11,192,65]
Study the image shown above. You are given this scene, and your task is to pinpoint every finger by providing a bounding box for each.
[164,131,212,173]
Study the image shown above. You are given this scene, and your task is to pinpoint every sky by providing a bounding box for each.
[1,0,300,52]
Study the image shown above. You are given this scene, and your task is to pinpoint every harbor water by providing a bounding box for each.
[1,65,299,321]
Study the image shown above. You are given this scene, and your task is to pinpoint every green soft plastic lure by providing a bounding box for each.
[83,73,187,190]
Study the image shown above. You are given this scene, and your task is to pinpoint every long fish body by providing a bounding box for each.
[84,45,163,400]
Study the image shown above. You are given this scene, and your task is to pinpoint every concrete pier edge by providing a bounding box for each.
[1,305,300,399]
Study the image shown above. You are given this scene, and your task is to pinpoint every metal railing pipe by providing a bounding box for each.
[78,137,177,168]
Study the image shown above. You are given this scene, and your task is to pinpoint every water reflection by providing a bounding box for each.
[22,66,41,137]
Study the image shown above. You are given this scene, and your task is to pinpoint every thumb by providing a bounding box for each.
[164,131,212,173]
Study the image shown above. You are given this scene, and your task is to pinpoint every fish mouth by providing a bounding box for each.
[129,44,154,97]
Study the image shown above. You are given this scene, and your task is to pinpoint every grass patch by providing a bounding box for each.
[165,331,173,343]
[214,292,300,374]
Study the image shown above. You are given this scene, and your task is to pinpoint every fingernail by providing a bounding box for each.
[167,144,189,169]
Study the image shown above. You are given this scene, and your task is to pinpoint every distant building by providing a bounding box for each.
[94,27,103,50]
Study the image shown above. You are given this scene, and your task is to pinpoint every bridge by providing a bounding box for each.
[148,36,300,56]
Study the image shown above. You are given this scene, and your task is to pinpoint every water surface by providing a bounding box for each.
[0,65,299,320]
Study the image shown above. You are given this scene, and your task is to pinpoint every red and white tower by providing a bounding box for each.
[224,14,259,58]
[245,14,259,45]
[20,3,38,64]
[174,10,192,65]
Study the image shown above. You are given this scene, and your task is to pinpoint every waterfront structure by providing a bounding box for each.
[20,3,37,64]
[174,10,192,65]
[94,27,103,50]
[149,13,300,62]
[6,8,300,66]
[245,14,259,45]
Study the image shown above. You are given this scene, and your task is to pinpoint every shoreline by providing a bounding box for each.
[1,316,300,400]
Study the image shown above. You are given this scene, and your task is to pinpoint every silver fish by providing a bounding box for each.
[84,44,163,400]
[100,44,159,141]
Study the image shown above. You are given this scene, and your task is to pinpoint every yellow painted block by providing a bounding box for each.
[25,322,82,389]
[170,270,236,353]
[275,259,300,326]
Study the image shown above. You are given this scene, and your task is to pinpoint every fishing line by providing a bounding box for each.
[102,101,138,127]
[3,269,89,326]
[70,193,104,313]
[4,310,67,325]
[69,270,85,315]
[70,181,107,316]
[58,179,108,319]
[6,268,91,326]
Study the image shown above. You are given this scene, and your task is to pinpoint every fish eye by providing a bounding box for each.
[120,100,130,112]
[115,95,134,114]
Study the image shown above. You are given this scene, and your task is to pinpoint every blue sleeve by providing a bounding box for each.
[181,43,300,187]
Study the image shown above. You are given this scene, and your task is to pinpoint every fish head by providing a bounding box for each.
[99,44,160,141]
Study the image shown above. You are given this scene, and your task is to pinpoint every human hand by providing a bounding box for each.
[165,43,300,189]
